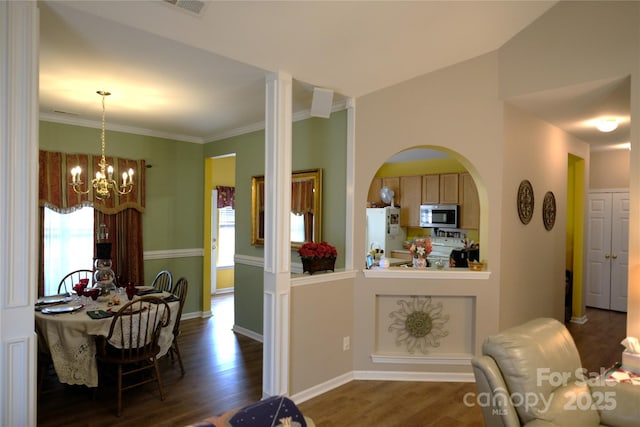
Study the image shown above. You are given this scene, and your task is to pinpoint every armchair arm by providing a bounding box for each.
[591,382,640,427]
[471,355,521,427]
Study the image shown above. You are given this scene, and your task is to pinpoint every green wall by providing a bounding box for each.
[39,109,347,331]
[39,121,205,315]
[204,110,348,333]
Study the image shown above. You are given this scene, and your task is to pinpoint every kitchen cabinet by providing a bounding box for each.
[585,191,629,312]
[367,177,400,207]
[368,173,479,230]
[439,173,459,204]
[367,178,382,206]
[459,173,479,229]
[382,177,400,204]
[399,175,422,227]
[421,174,440,204]
[390,250,411,261]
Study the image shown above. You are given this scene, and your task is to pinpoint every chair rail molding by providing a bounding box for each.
[144,248,204,260]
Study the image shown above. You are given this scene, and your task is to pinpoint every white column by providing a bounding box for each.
[345,98,356,270]
[262,71,292,397]
[0,1,39,426]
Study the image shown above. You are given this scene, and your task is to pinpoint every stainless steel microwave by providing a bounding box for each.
[419,204,459,228]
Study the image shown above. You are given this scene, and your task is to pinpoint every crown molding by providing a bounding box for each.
[205,99,348,143]
[41,99,348,145]
[39,112,205,144]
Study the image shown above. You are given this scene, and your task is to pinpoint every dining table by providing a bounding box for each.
[35,286,180,388]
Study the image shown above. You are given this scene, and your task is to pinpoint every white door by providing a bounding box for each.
[586,193,611,309]
[610,193,629,312]
[210,189,218,295]
[585,192,629,312]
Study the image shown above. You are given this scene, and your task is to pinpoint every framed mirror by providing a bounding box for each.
[251,168,322,249]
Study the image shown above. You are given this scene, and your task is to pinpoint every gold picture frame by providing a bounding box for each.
[251,168,322,249]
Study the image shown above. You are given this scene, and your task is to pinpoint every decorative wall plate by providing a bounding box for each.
[542,191,556,231]
[517,180,534,224]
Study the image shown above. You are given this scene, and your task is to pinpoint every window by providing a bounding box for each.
[43,206,94,295]
[290,213,305,242]
[217,207,235,267]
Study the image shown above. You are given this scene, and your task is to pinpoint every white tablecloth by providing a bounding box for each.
[35,292,179,388]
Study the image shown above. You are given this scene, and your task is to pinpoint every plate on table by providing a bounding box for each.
[40,304,84,315]
[36,294,71,305]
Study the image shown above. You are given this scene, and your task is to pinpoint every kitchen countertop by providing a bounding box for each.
[364,265,491,279]
[375,257,412,267]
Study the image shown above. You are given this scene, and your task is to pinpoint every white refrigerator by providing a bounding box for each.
[366,207,406,256]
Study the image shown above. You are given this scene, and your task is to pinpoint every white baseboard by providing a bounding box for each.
[353,370,475,382]
[291,372,353,404]
[182,311,211,320]
[233,324,263,343]
[571,315,588,324]
[291,370,475,405]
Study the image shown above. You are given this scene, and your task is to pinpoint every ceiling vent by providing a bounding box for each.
[163,0,206,16]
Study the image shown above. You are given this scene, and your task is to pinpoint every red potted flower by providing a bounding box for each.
[298,241,337,275]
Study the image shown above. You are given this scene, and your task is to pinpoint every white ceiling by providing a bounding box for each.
[39,0,630,150]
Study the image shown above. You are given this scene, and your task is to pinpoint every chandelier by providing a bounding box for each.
[70,91,134,199]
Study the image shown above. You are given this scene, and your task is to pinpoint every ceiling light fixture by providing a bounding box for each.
[595,118,619,133]
[70,91,134,199]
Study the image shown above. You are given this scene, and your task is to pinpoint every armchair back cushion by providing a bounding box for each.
[475,318,600,426]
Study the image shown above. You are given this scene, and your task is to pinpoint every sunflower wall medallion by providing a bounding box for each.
[517,180,534,225]
[388,296,449,354]
[542,191,556,231]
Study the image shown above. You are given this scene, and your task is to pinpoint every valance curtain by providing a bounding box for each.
[291,180,314,215]
[292,180,314,242]
[39,150,145,214]
[37,150,146,295]
[216,186,235,209]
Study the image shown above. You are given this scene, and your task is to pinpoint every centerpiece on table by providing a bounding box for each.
[298,241,337,275]
[409,238,432,269]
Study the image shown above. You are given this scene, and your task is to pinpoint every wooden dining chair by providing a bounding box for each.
[168,277,188,376]
[151,269,172,293]
[57,269,93,294]
[94,295,171,417]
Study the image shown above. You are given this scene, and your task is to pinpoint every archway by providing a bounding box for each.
[365,146,487,269]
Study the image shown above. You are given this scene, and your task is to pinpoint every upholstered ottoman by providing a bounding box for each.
[187,396,315,427]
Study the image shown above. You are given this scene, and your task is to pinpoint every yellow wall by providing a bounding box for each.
[375,156,466,177]
[568,155,586,319]
[216,268,235,290]
[203,155,236,313]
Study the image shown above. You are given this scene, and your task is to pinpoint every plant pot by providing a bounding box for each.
[301,257,336,275]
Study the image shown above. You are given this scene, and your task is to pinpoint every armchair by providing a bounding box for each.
[471,317,640,427]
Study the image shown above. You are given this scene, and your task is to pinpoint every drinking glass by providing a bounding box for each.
[87,288,100,309]
[73,283,84,302]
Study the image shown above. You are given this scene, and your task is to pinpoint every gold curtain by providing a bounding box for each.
[39,150,145,214]
[292,180,314,241]
[216,186,235,208]
[291,180,314,215]
[37,150,146,294]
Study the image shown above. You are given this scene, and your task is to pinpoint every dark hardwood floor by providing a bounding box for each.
[37,298,626,427]
[38,293,263,426]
